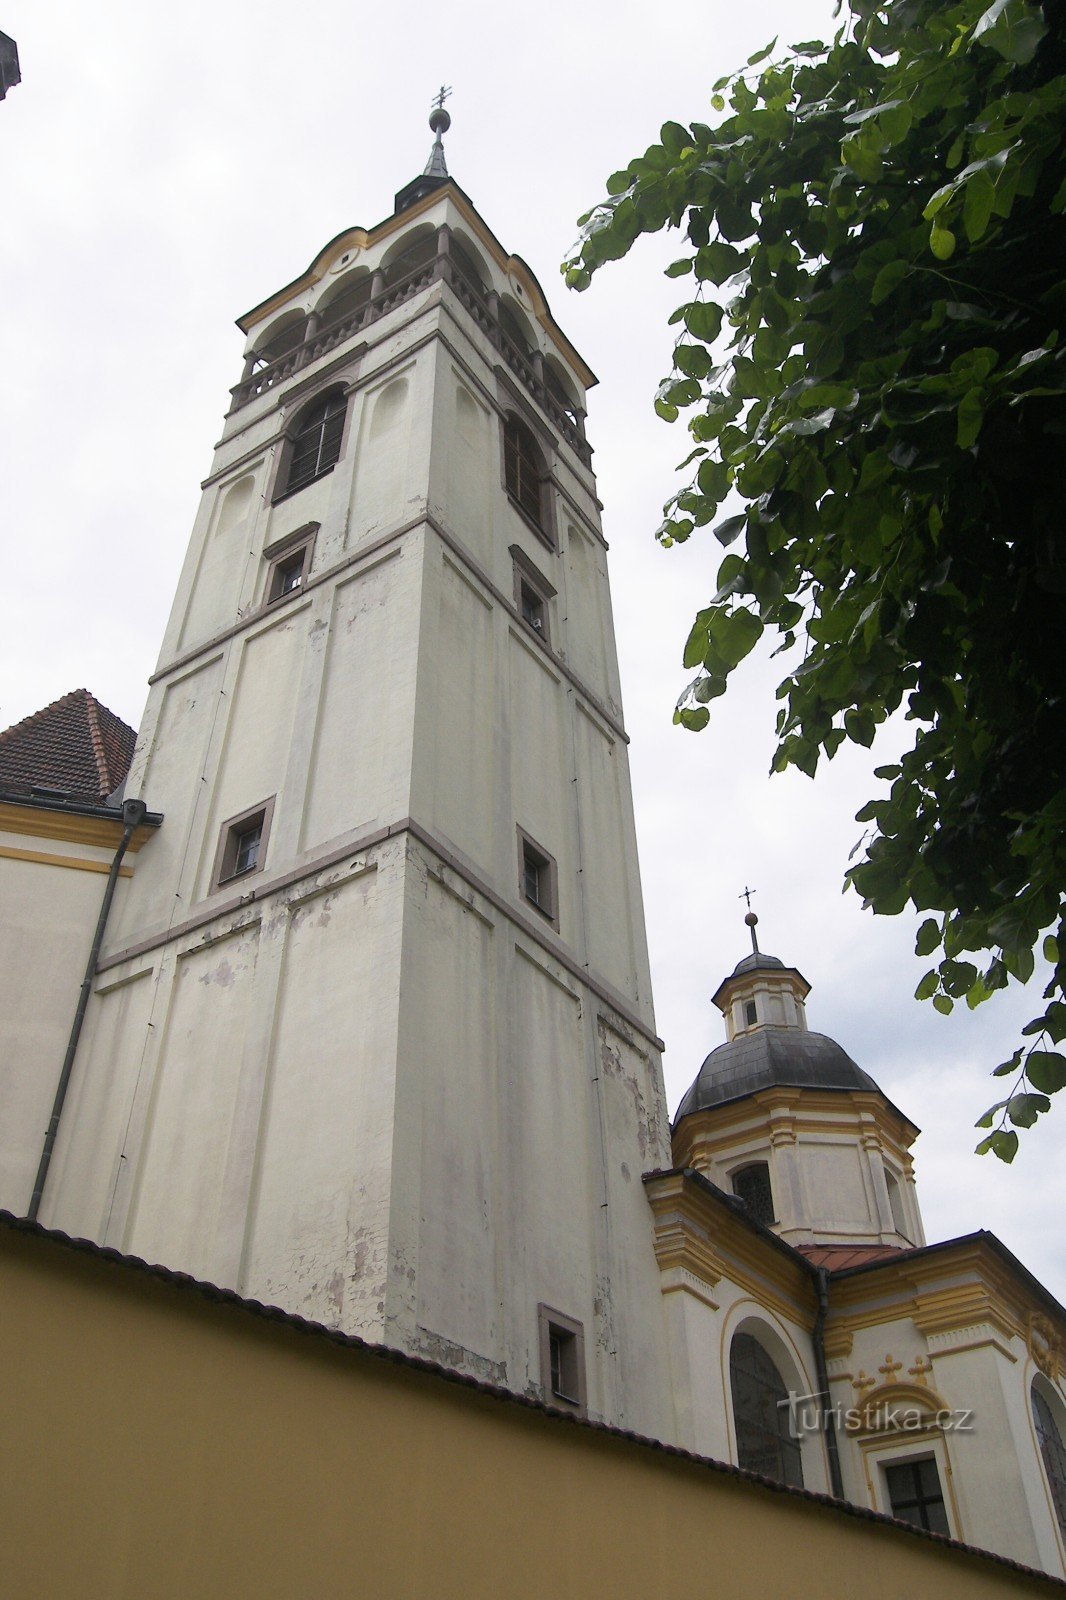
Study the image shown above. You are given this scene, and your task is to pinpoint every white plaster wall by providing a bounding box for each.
[43,961,156,1239]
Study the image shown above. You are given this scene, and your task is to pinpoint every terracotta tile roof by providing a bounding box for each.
[0,689,136,805]
[797,1243,905,1271]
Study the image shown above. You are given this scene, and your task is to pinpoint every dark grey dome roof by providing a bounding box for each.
[674,1027,881,1123]
[731,952,786,976]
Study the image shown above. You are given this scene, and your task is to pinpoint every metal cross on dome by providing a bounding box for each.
[738,885,760,952]
[431,85,452,112]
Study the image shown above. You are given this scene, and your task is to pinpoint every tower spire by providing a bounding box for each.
[424,86,452,178]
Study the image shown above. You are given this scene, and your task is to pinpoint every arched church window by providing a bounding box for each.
[280,390,347,498]
[1032,1383,1066,1539]
[504,414,547,532]
[732,1162,775,1226]
[729,1332,803,1488]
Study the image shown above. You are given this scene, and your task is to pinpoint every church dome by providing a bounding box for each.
[674,1026,880,1123]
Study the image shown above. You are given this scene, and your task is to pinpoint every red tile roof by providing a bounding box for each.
[0,689,136,805]
[797,1243,905,1271]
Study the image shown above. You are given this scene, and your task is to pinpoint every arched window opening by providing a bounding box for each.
[885,1169,908,1237]
[383,230,436,286]
[732,1162,775,1226]
[451,236,489,295]
[504,415,546,531]
[1033,1383,1066,1540]
[729,1332,803,1488]
[500,300,535,359]
[281,391,347,498]
[319,273,372,328]
[545,360,579,425]
[254,314,305,369]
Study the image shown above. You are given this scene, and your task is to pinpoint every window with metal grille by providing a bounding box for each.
[504,414,545,530]
[732,1162,775,1226]
[883,1457,949,1534]
[729,1332,803,1488]
[1033,1385,1066,1540]
[282,391,347,496]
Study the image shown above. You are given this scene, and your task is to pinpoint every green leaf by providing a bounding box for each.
[678,706,711,732]
[665,258,693,278]
[957,388,985,449]
[915,970,940,1001]
[1007,1092,1051,1128]
[682,609,713,670]
[871,261,909,306]
[714,514,747,547]
[685,302,724,342]
[933,994,954,1015]
[1026,1051,1066,1094]
[1043,935,1059,964]
[707,607,762,668]
[916,918,941,957]
[844,708,876,748]
[963,167,996,244]
[972,0,1047,65]
[929,221,957,261]
[694,242,744,284]
[747,36,777,67]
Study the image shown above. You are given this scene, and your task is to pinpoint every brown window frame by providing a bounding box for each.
[264,525,318,607]
[517,827,559,932]
[211,797,276,892]
[510,544,556,649]
[537,1304,586,1415]
[274,388,349,503]
[503,413,552,544]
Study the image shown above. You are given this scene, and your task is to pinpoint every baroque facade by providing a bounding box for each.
[2,114,1065,1581]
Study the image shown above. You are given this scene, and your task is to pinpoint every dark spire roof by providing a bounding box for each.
[394,94,453,214]
[0,689,136,804]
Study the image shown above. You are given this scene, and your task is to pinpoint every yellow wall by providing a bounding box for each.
[0,1220,1059,1600]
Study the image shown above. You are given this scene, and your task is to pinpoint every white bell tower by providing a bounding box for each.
[39,108,674,1435]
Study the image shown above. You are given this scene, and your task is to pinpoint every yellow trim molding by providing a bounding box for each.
[0,843,134,878]
[0,801,154,853]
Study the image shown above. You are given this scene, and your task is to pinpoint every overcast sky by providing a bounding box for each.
[2,2,1061,1289]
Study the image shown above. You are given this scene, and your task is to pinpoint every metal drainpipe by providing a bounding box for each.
[814,1265,846,1500]
[26,797,148,1223]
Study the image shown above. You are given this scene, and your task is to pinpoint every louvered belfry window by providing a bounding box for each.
[286,392,347,494]
[504,414,544,528]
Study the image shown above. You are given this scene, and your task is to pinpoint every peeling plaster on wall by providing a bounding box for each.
[599,1027,653,1160]
[410,1326,508,1386]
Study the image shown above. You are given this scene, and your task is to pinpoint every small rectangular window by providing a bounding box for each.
[517,827,558,930]
[538,1304,586,1414]
[745,999,758,1026]
[264,526,317,607]
[884,1457,949,1535]
[509,544,556,648]
[212,798,276,892]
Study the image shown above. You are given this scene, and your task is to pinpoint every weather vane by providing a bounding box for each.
[739,886,760,952]
[432,85,452,113]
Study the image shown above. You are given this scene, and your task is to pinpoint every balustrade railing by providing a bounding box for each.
[229,237,590,463]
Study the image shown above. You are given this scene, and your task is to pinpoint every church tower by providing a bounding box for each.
[35,109,674,1435]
